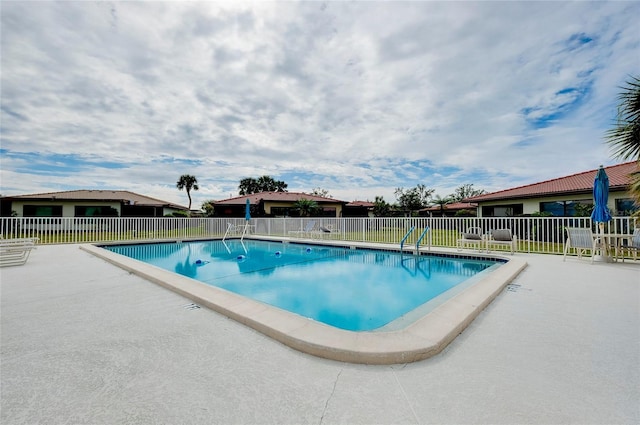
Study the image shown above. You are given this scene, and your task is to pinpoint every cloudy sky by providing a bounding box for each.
[1,1,638,209]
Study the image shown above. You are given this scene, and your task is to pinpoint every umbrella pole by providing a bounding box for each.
[595,222,611,262]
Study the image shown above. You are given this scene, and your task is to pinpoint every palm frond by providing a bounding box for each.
[606,76,640,161]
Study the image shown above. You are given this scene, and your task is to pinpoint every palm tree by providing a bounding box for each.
[431,195,452,217]
[605,75,640,211]
[292,198,319,217]
[176,174,199,212]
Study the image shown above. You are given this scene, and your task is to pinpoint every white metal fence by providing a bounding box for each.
[1,216,637,255]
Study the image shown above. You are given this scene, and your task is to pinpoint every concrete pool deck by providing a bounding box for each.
[1,243,639,424]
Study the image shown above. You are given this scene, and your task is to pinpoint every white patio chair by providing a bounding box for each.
[563,227,598,263]
[486,229,517,255]
[618,228,640,262]
[457,227,485,252]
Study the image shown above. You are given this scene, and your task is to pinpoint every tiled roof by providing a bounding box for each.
[4,190,187,209]
[214,191,346,205]
[467,162,638,202]
[423,202,477,212]
[346,201,374,207]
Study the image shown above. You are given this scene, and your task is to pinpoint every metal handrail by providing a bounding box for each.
[400,226,415,253]
[222,223,235,241]
[416,227,430,251]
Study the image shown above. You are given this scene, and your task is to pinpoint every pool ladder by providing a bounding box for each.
[222,223,250,242]
[400,226,430,254]
[416,226,430,252]
[400,226,415,254]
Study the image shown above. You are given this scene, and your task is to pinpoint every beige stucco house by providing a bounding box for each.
[466,162,637,217]
[1,190,188,217]
[213,192,346,218]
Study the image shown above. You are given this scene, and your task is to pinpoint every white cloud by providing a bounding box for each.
[1,1,638,209]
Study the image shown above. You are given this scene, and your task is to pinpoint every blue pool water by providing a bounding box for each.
[106,240,501,331]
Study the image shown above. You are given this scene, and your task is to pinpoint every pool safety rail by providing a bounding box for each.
[416,226,430,252]
[400,226,430,254]
[400,226,415,253]
[81,240,527,364]
[223,223,251,242]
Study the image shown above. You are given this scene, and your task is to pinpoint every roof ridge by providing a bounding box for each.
[4,189,187,208]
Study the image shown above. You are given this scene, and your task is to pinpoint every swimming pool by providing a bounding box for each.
[105,239,500,331]
[82,238,527,364]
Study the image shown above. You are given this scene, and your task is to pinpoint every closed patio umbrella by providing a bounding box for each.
[590,165,612,260]
[591,165,612,223]
[245,198,251,221]
[241,198,251,240]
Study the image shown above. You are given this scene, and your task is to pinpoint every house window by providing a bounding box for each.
[23,205,63,217]
[540,200,593,217]
[615,198,638,215]
[481,204,523,217]
[270,207,291,217]
[320,207,336,217]
[74,206,118,217]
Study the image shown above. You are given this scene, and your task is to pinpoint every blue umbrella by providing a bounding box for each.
[245,198,251,221]
[590,165,612,224]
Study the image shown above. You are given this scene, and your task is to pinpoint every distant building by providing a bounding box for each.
[466,162,638,217]
[1,190,188,217]
[343,201,375,217]
[213,192,346,217]
[421,202,478,217]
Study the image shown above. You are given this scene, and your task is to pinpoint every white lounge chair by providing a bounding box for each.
[0,237,38,267]
[563,227,598,263]
[457,227,485,252]
[486,229,517,255]
[288,221,317,238]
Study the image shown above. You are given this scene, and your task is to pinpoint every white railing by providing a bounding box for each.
[0,216,637,255]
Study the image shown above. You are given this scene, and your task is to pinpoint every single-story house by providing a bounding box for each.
[421,202,478,217]
[466,162,638,217]
[0,190,189,218]
[343,201,375,217]
[213,192,346,218]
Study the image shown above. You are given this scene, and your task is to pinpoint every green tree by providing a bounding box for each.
[605,75,640,211]
[292,198,319,217]
[165,210,189,217]
[238,177,259,195]
[373,196,391,217]
[176,174,199,211]
[239,175,288,195]
[394,184,434,215]
[201,200,216,217]
[450,184,486,202]
[311,187,330,198]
